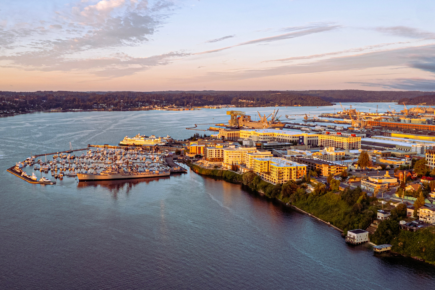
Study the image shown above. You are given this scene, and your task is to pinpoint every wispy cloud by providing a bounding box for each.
[375,26,435,39]
[0,0,179,78]
[193,43,435,81]
[264,41,411,63]
[206,35,235,43]
[196,23,340,55]
[351,78,435,91]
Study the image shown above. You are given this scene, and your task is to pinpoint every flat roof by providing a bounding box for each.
[362,138,431,147]
[349,229,368,234]
[243,128,309,135]
[372,136,435,145]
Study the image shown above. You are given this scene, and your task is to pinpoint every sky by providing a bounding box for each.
[1,0,435,91]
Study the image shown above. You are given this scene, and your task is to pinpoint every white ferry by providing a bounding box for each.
[119,134,169,146]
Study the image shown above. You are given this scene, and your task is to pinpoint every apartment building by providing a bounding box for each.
[426,149,435,170]
[419,206,435,224]
[252,157,307,184]
[244,151,273,169]
[223,147,258,168]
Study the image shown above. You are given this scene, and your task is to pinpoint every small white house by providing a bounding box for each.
[377,210,391,220]
[345,229,369,244]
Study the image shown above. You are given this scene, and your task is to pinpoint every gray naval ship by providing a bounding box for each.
[77,167,170,181]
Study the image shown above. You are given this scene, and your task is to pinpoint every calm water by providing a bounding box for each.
[1,103,435,289]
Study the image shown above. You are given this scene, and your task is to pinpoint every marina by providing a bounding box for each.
[9,144,187,185]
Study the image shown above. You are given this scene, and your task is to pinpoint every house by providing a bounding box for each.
[407,206,415,217]
[345,229,369,245]
[406,183,422,193]
[418,206,435,224]
[377,210,391,220]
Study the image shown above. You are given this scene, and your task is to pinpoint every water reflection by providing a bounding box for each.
[77,177,170,199]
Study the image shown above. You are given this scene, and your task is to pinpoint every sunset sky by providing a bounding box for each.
[1,0,435,91]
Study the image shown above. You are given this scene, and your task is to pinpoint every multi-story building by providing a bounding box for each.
[290,157,347,177]
[188,140,234,157]
[312,147,346,162]
[239,129,318,146]
[318,134,361,150]
[244,151,273,169]
[418,206,435,224]
[223,147,258,168]
[366,121,435,132]
[426,149,435,170]
[252,157,307,184]
[218,129,240,140]
[204,146,224,162]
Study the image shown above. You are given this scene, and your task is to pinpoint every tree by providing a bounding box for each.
[430,180,435,192]
[357,151,371,170]
[430,168,435,177]
[414,158,429,176]
[340,169,349,180]
[327,173,333,184]
[330,179,340,191]
[282,180,299,198]
[413,192,426,217]
[390,204,407,220]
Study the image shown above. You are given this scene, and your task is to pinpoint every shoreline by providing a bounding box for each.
[189,163,435,266]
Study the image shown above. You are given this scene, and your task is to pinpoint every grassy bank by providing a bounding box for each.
[190,164,243,183]
[190,164,435,265]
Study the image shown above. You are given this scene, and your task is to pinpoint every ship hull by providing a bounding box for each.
[77,172,170,181]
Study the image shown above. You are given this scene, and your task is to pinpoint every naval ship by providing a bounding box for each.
[77,167,170,181]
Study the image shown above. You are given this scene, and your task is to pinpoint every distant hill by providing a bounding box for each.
[398,95,435,105]
[292,90,434,103]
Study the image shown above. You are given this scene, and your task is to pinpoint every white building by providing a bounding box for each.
[377,210,391,220]
[345,229,369,244]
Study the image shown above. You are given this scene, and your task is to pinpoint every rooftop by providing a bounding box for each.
[348,229,368,234]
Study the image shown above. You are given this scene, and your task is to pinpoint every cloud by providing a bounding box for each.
[206,35,235,43]
[49,25,63,29]
[194,43,435,81]
[0,0,178,77]
[265,41,411,63]
[375,26,435,39]
[196,23,340,55]
[351,78,435,91]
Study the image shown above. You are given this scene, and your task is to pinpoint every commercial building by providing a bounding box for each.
[318,134,361,150]
[366,120,435,132]
[312,147,346,162]
[364,136,435,154]
[361,172,398,193]
[239,129,319,146]
[218,129,240,141]
[252,157,307,184]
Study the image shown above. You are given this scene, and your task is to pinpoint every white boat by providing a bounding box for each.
[39,177,55,185]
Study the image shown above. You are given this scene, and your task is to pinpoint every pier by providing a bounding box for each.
[165,157,188,173]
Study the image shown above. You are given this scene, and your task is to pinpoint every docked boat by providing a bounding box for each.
[119,134,168,146]
[39,177,55,185]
